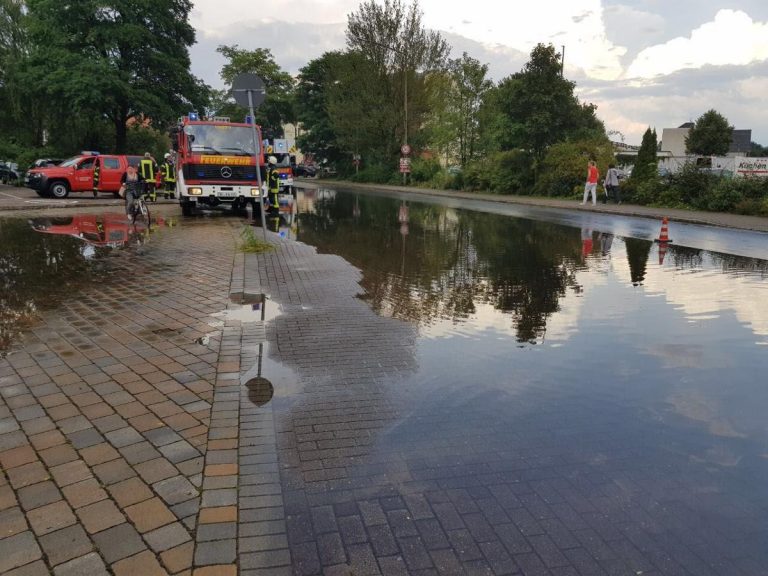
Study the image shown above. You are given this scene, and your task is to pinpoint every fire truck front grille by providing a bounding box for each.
[183,164,259,181]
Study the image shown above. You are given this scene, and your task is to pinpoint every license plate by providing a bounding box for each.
[219,190,236,197]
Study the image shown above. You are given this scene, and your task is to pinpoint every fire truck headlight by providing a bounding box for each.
[250,188,260,197]
[188,187,203,196]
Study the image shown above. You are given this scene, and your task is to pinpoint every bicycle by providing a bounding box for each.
[129,194,151,226]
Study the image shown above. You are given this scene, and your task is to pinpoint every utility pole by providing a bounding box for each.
[561,45,565,77]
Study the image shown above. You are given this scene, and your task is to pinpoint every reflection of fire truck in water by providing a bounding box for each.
[173,114,267,216]
[264,139,295,194]
[29,213,174,247]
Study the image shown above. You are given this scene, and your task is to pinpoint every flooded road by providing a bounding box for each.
[273,187,768,575]
[2,192,767,574]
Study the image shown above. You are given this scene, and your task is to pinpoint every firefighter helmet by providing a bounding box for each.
[268,156,277,165]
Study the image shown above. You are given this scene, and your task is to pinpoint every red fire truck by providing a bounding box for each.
[174,114,266,216]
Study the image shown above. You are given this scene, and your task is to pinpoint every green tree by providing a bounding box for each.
[295,52,343,165]
[426,53,492,166]
[484,44,605,164]
[685,109,732,156]
[632,127,658,182]
[24,0,208,152]
[346,0,449,159]
[211,45,295,140]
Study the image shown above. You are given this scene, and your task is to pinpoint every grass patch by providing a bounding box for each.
[239,226,274,254]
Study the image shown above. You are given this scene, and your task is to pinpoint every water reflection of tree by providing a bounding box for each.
[668,244,768,277]
[624,237,653,285]
[0,219,95,351]
[297,194,582,342]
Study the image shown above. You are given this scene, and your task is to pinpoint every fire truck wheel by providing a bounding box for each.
[49,181,70,199]
[181,201,195,217]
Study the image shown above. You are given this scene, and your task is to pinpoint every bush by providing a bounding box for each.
[409,158,441,184]
[350,164,396,184]
[535,138,614,197]
[489,150,534,194]
[461,157,493,191]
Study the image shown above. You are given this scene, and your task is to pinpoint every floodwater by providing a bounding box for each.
[3,193,768,574]
[281,188,768,575]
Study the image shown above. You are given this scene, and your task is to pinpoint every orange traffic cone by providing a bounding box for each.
[654,217,673,243]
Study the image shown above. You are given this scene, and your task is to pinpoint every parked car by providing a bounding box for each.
[294,163,317,177]
[0,164,20,184]
[30,158,64,169]
[26,154,142,198]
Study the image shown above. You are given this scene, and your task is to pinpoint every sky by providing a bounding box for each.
[189,0,768,145]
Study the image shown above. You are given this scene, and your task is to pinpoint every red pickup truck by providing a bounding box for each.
[26,154,143,198]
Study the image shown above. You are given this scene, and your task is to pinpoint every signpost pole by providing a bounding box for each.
[247,90,268,240]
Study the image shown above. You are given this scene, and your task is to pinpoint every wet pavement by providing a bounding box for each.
[1,187,767,575]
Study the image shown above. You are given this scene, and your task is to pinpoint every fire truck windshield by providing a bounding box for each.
[185,125,258,157]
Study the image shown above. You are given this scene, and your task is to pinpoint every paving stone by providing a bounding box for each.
[49,460,92,487]
[105,427,144,448]
[160,541,194,573]
[107,476,154,508]
[53,552,109,576]
[192,566,238,576]
[26,500,77,535]
[39,524,93,567]
[144,521,192,552]
[92,458,135,485]
[76,499,125,534]
[194,539,237,566]
[91,522,146,563]
[197,521,237,542]
[124,497,176,532]
[7,461,50,489]
[61,478,108,509]
[153,474,198,505]
[112,550,166,576]
[3,559,51,576]
[158,439,200,463]
[0,531,42,573]
[17,480,62,511]
[135,457,179,483]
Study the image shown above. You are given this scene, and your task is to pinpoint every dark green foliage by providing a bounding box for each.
[409,157,441,183]
[685,109,732,156]
[1,0,207,155]
[632,127,658,183]
[535,138,613,197]
[483,44,605,162]
[211,45,295,140]
[489,150,535,195]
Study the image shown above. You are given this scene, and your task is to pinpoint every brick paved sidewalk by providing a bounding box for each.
[0,219,241,575]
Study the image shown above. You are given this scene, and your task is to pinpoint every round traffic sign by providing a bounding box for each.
[400,144,412,156]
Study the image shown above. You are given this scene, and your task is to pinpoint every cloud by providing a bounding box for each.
[578,59,768,143]
[626,9,768,78]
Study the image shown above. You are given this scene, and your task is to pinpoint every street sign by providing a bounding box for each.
[400,144,412,156]
[232,74,266,108]
[399,157,411,173]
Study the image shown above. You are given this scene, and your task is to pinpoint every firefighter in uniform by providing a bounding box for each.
[161,153,176,199]
[139,152,158,202]
[92,157,101,198]
[267,155,280,212]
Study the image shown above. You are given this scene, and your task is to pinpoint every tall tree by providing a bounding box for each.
[211,45,295,140]
[486,44,605,163]
[25,0,208,152]
[295,52,343,165]
[685,109,733,156]
[346,0,449,159]
[632,127,658,182]
[426,53,491,166]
